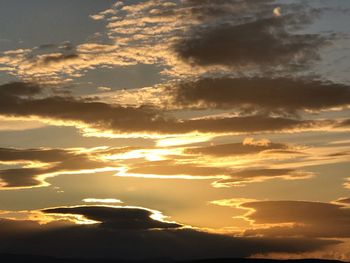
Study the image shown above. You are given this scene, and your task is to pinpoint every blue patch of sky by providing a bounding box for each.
[0,72,18,85]
[0,0,114,51]
[72,64,166,95]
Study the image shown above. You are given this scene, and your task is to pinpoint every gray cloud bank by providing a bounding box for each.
[170,77,350,115]
[0,82,341,136]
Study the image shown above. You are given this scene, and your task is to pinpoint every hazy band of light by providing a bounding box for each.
[82,198,123,204]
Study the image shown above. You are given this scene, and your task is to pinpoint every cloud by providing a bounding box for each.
[176,116,334,134]
[124,160,231,179]
[112,136,350,188]
[334,197,350,205]
[0,0,331,84]
[39,53,80,66]
[0,136,327,189]
[178,0,279,26]
[42,205,181,230]
[185,138,290,156]
[0,82,41,97]
[174,6,328,69]
[0,147,77,163]
[236,200,350,238]
[0,168,45,189]
[0,82,169,136]
[0,147,116,189]
[169,77,350,115]
[213,169,314,187]
[338,119,350,127]
[0,82,340,137]
[0,44,124,85]
[121,159,313,187]
[0,205,339,259]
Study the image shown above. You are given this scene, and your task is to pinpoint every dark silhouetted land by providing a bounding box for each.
[0,254,347,263]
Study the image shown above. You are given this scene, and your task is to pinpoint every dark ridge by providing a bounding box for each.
[0,254,347,263]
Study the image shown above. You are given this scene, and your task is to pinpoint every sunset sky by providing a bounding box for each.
[0,0,350,260]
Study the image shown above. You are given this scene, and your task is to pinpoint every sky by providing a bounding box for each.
[0,0,349,260]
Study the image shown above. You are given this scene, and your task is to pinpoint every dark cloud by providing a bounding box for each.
[170,77,350,115]
[185,141,289,156]
[0,147,112,189]
[0,82,168,134]
[34,41,77,62]
[0,82,336,135]
[37,42,74,51]
[182,0,276,21]
[241,201,350,238]
[42,206,181,230]
[40,53,79,66]
[0,168,45,188]
[0,82,41,97]
[184,0,275,8]
[0,148,74,163]
[0,205,339,259]
[175,14,327,69]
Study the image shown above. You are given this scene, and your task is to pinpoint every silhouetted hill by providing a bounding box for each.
[0,254,347,263]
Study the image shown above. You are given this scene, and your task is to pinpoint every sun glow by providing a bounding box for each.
[104,148,180,161]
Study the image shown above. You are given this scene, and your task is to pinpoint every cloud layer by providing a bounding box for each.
[0,82,342,137]
[0,0,333,83]
[0,146,116,188]
[170,77,350,115]
[42,205,181,229]
[214,199,350,239]
[175,16,326,69]
[0,205,339,259]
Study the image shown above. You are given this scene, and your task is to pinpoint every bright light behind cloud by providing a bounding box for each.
[104,148,179,161]
[82,198,123,204]
[156,134,214,147]
[0,117,47,131]
[273,7,282,17]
